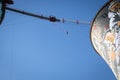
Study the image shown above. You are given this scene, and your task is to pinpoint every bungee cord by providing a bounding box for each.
[4,6,91,35]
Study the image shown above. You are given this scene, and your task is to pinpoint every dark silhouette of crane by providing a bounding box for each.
[2,0,90,25]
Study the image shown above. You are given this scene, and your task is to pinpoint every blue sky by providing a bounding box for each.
[0,0,117,80]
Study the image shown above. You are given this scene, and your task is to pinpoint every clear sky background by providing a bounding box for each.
[0,0,117,80]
